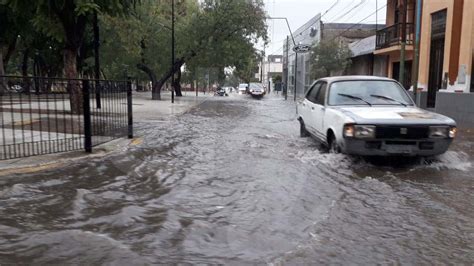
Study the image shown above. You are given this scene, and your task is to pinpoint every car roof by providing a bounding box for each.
[317,75,396,83]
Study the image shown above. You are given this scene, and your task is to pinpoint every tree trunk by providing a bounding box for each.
[173,68,183,97]
[136,63,160,100]
[64,48,82,114]
[3,36,17,73]
[154,58,185,100]
[0,50,7,95]
[21,49,31,93]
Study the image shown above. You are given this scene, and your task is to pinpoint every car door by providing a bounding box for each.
[304,81,322,135]
[311,82,328,138]
[298,83,316,133]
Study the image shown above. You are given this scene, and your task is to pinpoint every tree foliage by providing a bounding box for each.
[310,39,352,79]
[0,0,267,101]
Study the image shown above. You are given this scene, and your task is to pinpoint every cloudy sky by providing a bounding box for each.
[262,0,387,55]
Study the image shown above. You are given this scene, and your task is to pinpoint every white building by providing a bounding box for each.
[282,14,380,99]
[258,55,283,91]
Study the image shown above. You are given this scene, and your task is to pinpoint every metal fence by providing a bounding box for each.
[0,76,133,160]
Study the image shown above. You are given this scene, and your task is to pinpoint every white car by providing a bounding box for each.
[297,76,457,156]
[238,83,248,94]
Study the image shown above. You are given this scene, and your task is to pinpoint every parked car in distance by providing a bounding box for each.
[248,83,265,98]
[297,76,457,156]
[214,87,227,96]
[238,83,248,94]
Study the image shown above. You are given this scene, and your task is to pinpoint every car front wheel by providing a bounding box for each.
[328,133,340,154]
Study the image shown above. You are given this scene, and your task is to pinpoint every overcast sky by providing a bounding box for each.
[262,0,387,55]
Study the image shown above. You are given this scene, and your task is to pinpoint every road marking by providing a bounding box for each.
[0,162,63,177]
[131,138,143,145]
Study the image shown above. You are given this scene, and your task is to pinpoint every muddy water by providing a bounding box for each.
[0,95,472,264]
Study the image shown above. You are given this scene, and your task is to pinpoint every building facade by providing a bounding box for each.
[417,0,473,100]
[375,0,474,126]
[374,0,416,89]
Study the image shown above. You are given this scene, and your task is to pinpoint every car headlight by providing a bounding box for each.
[429,126,449,138]
[343,124,355,137]
[449,127,457,138]
[344,124,376,138]
[354,125,376,138]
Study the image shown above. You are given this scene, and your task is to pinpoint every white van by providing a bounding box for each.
[238,83,248,94]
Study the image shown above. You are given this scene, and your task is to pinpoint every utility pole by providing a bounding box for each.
[376,0,378,31]
[285,36,289,100]
[412,0,422,105]
[93,11,101,108]
[171,0,175,104]
[399,0,407,88]
[294,51,298,101]
[260,46,265,83]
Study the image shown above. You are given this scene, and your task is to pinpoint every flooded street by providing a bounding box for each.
[0,95,473,264]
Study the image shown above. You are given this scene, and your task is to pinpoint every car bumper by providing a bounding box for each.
[250,91,264,96]
[341,138,453,156]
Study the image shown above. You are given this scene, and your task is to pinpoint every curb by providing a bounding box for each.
[0,137,141,177]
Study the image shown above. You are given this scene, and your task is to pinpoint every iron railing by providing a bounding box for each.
[376,23,414,49]
[0,76,133,160]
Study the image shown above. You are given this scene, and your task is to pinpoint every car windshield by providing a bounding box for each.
[328,80,414,106]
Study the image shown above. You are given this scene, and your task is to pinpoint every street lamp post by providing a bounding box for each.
[171,0,175,104]
[93,11,101,108]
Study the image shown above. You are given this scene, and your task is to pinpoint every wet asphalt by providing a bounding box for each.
[0,94,473,264]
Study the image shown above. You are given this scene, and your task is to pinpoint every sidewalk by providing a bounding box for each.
[0,91,210,175]
[132,91,211,122]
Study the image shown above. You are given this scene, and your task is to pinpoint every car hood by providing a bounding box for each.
[336,106,456,125]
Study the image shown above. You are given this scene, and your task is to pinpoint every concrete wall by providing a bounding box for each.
[435,92,474,128]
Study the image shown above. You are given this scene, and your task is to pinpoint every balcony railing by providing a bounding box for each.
[376,23,414,49]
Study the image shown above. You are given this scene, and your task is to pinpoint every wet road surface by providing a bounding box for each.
[0,95,473,264]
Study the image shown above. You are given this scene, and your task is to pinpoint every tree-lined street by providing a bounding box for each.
[1,0,474,264]
[0,94,473,264]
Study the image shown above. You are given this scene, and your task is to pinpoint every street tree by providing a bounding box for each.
[81,0,267,100]
[234,51,262,83]
[310,39,352,79]
[3,0,139,113]
[148,0,267,100]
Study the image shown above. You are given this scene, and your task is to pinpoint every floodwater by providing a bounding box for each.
[0,95,473,264]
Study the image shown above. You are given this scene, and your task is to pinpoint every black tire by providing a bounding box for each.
[300,120,310,137]
[328,133,340,154]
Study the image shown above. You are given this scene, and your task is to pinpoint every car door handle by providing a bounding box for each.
[302,103,306,106]
[311,107,315,110]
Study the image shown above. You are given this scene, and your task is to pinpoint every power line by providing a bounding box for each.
[276,0,340,47]
[329,3,387,42]
[287,0,360,45]
[321,0,340,18]
[325,0,356,22]
[342,0,369,23]
[328,0,367,23]
[266,45,284,57]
